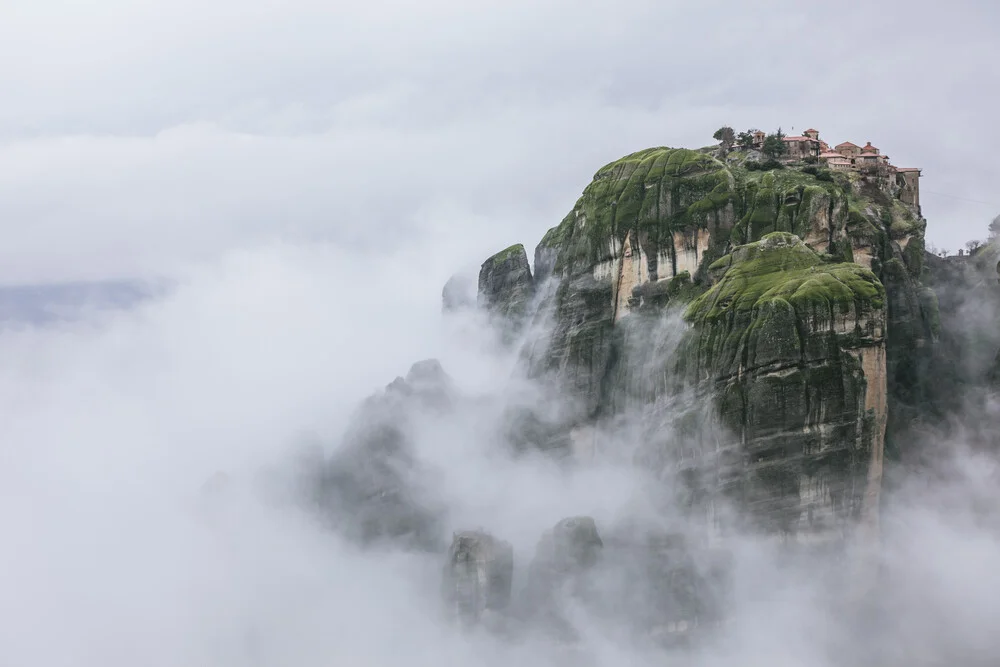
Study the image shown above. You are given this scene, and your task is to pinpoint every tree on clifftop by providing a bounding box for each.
[966,239,985,255]
[737,130,756,149]
[713,126,735,156]
[762,132,787,159]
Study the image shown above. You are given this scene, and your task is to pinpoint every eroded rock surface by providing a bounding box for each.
[521,148,736,420]
[462,144,938,552]
[441,530,514,630]
[681,232,887,541]
[521,516,604,640]
[319,359,454,551]
[478,243,535,333]
[594,527,733,648]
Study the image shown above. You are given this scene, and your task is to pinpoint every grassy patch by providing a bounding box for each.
[685,232,885,325]
[552,147,734,274]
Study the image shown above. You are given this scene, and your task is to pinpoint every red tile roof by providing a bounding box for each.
[782,136,818,142]
[835,141,860,148]
[804,128,819,133]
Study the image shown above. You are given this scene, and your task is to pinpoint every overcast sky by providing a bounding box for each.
[4,3,1000,664]
[1,0,997,282]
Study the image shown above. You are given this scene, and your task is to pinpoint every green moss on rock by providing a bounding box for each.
[729,166,848,245]
[665,270,705,304]
[491,243,527,264]
[918,287,941,340]
[548,147,734,274]
[685,232,885,326]
[682,233,886,383]
[478,243,535,331]
[902,236,926,278]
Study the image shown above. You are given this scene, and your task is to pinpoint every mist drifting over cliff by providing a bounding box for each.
[0,233,997,666]
[4,0,1000,663]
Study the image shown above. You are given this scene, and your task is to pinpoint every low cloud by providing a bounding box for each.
[1,235,999,665]
[2,1,1000,663]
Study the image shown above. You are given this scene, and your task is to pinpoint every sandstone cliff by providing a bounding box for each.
[309,139,953,645]
[478,243,535,334]
[469,144,936,548]
[682,232,886,540]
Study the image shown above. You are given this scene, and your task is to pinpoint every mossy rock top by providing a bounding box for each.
[530,143,923,292]
[684,232,885,324]
[538,147,734,272]
[482,243,529,269]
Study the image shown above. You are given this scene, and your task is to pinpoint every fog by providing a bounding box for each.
[3,1,1000,663]
[0,231,998,666]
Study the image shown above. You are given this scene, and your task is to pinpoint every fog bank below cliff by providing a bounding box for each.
[1,239,998,666]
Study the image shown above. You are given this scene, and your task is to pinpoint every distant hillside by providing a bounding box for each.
[0,280,160,326]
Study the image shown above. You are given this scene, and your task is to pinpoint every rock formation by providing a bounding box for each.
[319,359,454,551]
[434,516,733,647]
[302,135,974,647]
[593,527,733,648]
[477,243,535,333]
[521,148,735,421]
[441,530,514,630]
[682,232,887,541]
[465,144,937,553]
[901,240,1000,460]
[520,516,605,641]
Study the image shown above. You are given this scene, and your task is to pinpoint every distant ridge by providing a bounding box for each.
[0,280,164,325]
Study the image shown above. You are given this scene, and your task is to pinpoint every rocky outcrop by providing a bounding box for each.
[521,148,736,420]
[478,244,535,332]
[319,359,453,551]
[899,242,1000,459]
[593,527,733,647]
[304,136,959,646]
[441,530,514,629]
[462,143,938,551]
[682,232,887,540]
[520,516,605,640]
[720,162,936,467]
[439,517,737,647]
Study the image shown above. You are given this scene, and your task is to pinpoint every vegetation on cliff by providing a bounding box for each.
[478,243,535,331]
[467,133,944,540]
[540,147,734,275]
[685,232,884,326]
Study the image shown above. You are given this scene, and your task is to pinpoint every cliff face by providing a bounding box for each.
[319,359,454,551]
[904,243,1000,459]
[478,243,535,334]
[472,146,935,545]
[275,138,985,652]
[522,148,736,420]
[682,233,886,539]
